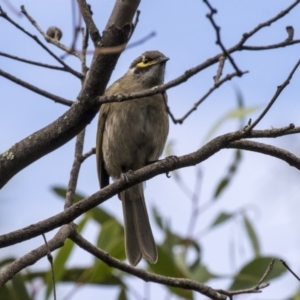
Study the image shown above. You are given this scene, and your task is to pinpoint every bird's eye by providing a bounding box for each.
[143,58,149,64]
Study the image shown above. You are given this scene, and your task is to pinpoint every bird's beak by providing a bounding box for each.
[158,57,169,64]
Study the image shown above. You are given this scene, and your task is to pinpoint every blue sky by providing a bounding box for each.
[1,0,300,299]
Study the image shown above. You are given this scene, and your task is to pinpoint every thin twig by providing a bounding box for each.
[42,234,56,300]
[80,27,89,77]
[0,225,75,287]
[204,0,243,76]
[65,130,85,209]
[280,259,300,281]
[0,6,83,79]
[242,39,300,51]
[80,148,95,163]
[237,0,300,45]
[77,0,101,44]
[0,68,73,106]
[21,5,80,58]
[70,232,226,300]
[175,71,248,124]
[214,55,225,84]
[217,259,274,297]
[247,58,300,131]
[0,51,72,72]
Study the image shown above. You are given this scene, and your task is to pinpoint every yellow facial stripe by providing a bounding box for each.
[136,56,156,68]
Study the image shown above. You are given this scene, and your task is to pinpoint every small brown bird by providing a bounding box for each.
[96,51,169,266]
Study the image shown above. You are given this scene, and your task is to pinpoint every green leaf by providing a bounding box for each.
[117,286,128,300]
[213,178,229,199]
[0,284,12,299]
[52,186,85,203]
[11,274,31,300]
[243,214,260,257]
[152,205,164,230]
[203,104,259,142]
[210,212,234,228]
[290,285,300,300]
[230,257,286,290]
[52,186,117,225]
[46,216,89,298]
[212,149,243,201]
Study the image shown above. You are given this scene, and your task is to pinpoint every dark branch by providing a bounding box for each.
[0,6,83,79]
[248,58,300,131]
[0,51,72,72]
[70,232,225,300]
[21,6,80,58]
[65,130,85,209]
[77,0,101,45]
[0,225,75,287]
[0,68,74,106]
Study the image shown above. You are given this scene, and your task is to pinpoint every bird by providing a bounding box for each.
[96,50,169,266]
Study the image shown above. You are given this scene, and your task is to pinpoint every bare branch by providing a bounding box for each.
[0,51,72,72]
[238,0,300,45]
[0,68,73,106]
[227,140,300,170]
[42,234,56,300]
[0,225,75,287]
[217,260,274,297]
[214,55,225,84]
[204,0,243,76]
[21,6,80,58]
[280,259,300,281]
[70,232,226,300]
[248,58,300,131]
[0,6,83,79]
[65,130,85,209]
[242,39,300,51]
[77,0,101,45]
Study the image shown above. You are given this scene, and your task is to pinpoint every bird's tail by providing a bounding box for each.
[120,183,157,266]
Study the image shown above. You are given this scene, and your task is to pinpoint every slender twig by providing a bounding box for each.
[80,27,89,77]
[0,68,73,106]
[237,0,300,45]
[217,259,274,297]
[0,225,75,287]
[80,148,95,163]
[280,259,300,281]
[70,232,226,300]
[227,140,300,169]
[65,130,85,209]
[21,6,80,58]
[0,51,72,72]
[242,39,300,51]
[42,234,56,300]
[175,71,248,124]
[247,58,300,131]
[204,0,243,76]
[214,55,225,84]
[77,0,101,44]
[0,6,83,78]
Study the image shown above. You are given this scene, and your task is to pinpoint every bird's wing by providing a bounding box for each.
[96,105,110,188]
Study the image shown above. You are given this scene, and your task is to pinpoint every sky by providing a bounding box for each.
[1,0,300,299]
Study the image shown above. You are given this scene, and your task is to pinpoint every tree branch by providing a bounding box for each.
[70,232,226,300]
[0,224,75,287]
[0,68,74,106]
[77,0,101,45]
